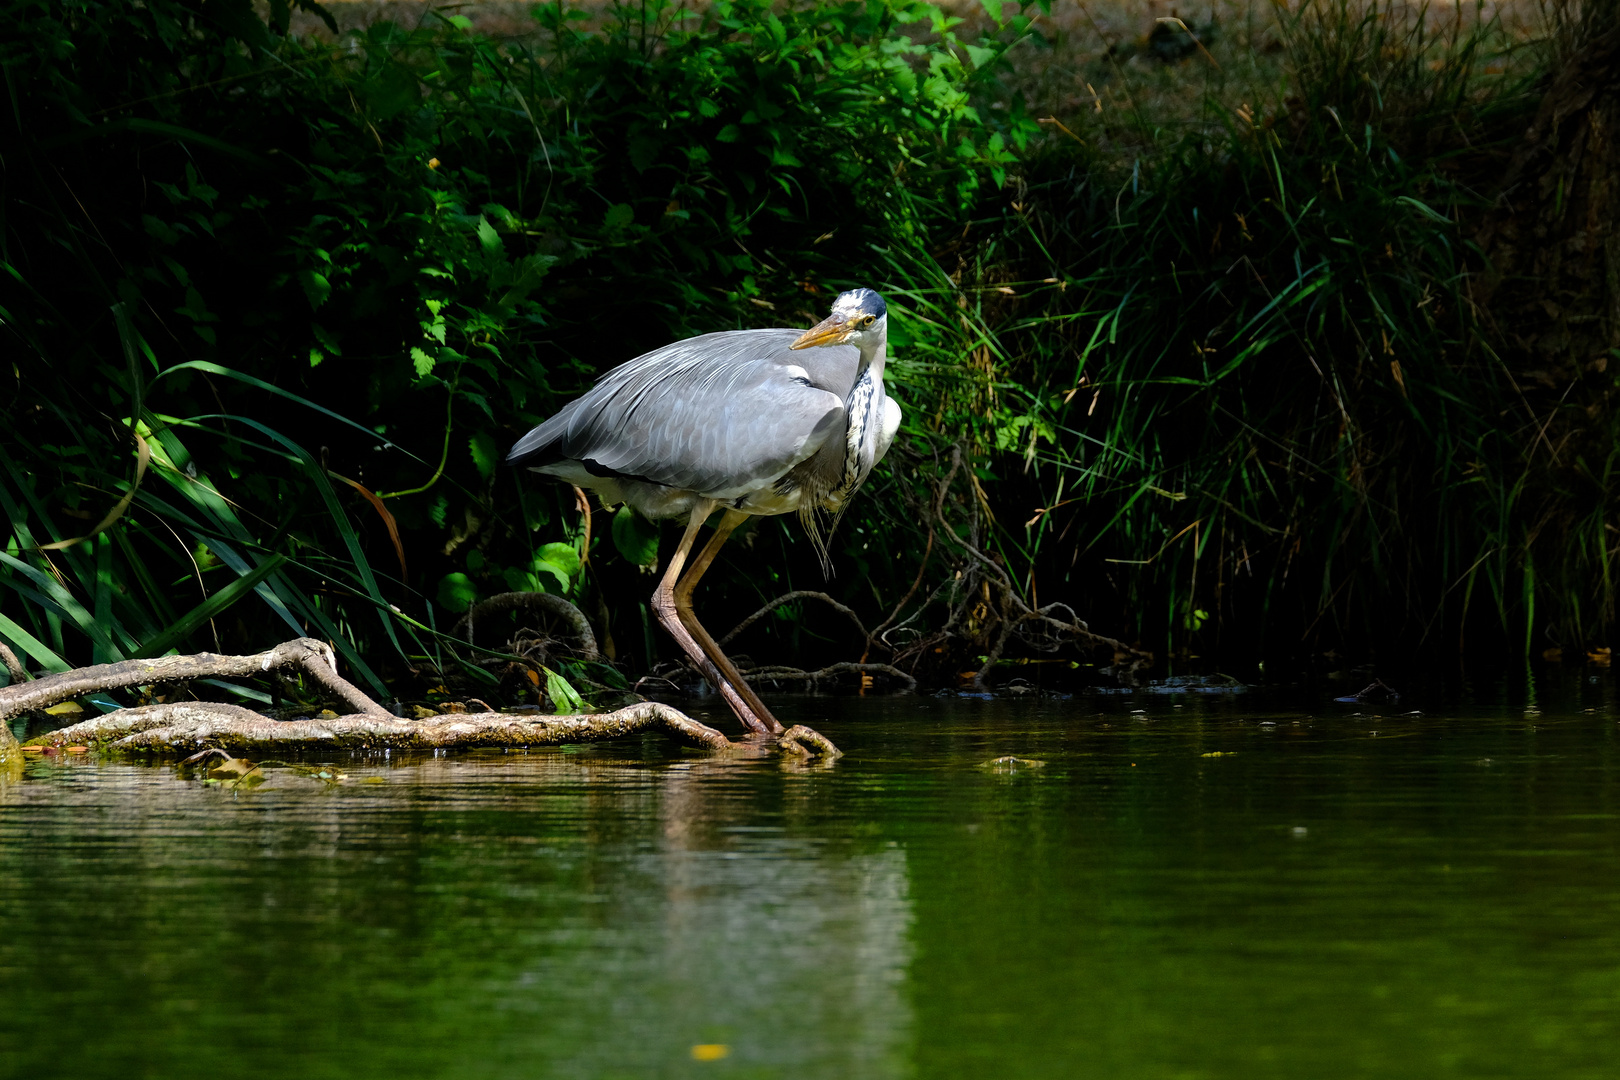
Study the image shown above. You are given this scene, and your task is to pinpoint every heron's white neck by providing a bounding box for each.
[857,336,887,379]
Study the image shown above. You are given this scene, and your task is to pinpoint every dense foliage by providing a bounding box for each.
[0,0,1026,701]
[1,0,1613,707]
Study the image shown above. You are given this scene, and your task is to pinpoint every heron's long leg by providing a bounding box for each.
[672,509,784,735]
[651,502,773,735]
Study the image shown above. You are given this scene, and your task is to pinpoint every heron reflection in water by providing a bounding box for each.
[508,289,902,737]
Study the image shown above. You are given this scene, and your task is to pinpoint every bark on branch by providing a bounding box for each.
[0,638,386,724]
[27,700,733,754]
[0,641,29,686]
[0,639,840,759]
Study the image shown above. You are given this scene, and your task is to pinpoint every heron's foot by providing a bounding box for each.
[776,724,842,761]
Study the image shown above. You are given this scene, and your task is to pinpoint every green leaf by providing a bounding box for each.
[476,215,503,257]
[603,204,634,230]
[544,666,587,714]
[628,135,662,172]
[298,269,331,310]
[135,555,288,658]
[1396,196,1452,224]
[495,254,557,308]
[311,323,342,356]
[0,613,70,674]
[979,0,1003,20]
[537,541,580,579]
[437,572,478,613]
[141,215,180,245]
[410,347,435,377]
[611,506,659,567]
[468,431,500,479]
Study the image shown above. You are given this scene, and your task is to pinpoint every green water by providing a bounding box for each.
[3,693,1620,1079]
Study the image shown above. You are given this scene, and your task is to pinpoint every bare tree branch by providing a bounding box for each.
[0,638,385,723]
[718,591,871,649]
[1,639,841,759]
[27,700,734,754]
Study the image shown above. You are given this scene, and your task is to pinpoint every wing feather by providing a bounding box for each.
[508,329,860,499]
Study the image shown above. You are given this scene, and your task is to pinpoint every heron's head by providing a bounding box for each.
[790,288,887,351]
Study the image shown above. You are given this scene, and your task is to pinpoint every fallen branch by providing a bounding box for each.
[27,699,733,754]
[0,638,840,759]
[0,638,386,723]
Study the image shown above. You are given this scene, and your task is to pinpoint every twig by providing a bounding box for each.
[867,526,934,660]
[739,661,918,691]
[718,590,871,649]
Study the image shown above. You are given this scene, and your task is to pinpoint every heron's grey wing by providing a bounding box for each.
[508,329,860,498]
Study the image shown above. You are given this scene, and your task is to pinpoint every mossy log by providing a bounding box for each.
[0,638,839,759]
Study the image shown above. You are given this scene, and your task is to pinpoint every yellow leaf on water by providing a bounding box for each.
[690,1045,729,1062]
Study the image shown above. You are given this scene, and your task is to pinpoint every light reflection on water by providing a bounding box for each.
[0,746,914,1080]
[3,691,1620,1079]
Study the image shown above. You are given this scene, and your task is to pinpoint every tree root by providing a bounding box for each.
[452,591,600,660]
[0,638,840,760]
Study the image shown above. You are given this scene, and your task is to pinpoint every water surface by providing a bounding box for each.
[3,692,1619,1078]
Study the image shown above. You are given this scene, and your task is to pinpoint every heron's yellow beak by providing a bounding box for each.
[789,313,856,350]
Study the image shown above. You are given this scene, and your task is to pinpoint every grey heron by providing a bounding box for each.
[507,288,902,736]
